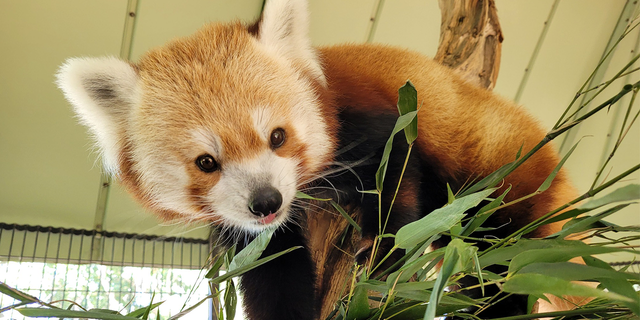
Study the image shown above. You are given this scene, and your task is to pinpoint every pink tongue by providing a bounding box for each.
[260,213,277,224]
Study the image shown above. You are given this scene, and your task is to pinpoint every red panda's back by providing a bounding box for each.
[319,44,577,237]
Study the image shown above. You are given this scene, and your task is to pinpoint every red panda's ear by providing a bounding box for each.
[56,57,139,174]
[255,0,326,86]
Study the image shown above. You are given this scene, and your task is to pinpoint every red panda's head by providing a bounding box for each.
[56,0,335,233]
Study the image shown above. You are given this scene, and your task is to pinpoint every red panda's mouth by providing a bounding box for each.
[258,212,278,225]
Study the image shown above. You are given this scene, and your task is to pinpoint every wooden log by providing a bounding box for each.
[434,0,503,90]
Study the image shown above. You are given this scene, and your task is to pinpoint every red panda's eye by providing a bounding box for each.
[270,128,286,148]
[196,154,218,173]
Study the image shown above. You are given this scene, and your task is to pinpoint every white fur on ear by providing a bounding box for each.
[258,0,326,86]
[56,57,140,174]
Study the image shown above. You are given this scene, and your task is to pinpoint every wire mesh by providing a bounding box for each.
[0,223,213,320]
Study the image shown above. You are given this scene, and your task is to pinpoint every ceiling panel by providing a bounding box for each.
[308,0,377,45]
[372,0,441,55]
[130,0,264,60]
[0,0,128,228]
[517,0,627,129]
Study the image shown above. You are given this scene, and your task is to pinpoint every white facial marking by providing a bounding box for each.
[251,106,276,142]
[208,151,299,233]
[191,128,223,160]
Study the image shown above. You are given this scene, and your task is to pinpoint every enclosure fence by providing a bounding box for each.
[0,223,214,320]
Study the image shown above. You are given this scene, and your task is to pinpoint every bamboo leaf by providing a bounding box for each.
[355,279,388,293]
[461,186,511,237]
[388,241,442,285]
[460,160,516,197]
[580,183,640,210]
[126,302,163,318]
[224,280,237,320]
[17,308,140,319]
[295,191,331,201]
[396,188,495,249]
[168,295,215,320]
[549,204,629,239]
[472,251,485,296]
[228,228,275,271]
[537,140,579,192]
[508,242,632,274]
[397,80,419,144]
[0,282,40,304]
[210,246,301,284]
[375,110,418,191]
[481,239,587,268]
[446,183,455,205]
[394,281,436,292]
[331,200,362,233]
[424,239,466,320]
[141,293,155,320]
[205,249,228,278]
[503,274,634,303]
[533,184,640,234]
[517,262,638,281]
[583,256,640,315]
[345,282,370,320]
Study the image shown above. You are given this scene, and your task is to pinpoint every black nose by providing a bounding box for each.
[249,186,283,216]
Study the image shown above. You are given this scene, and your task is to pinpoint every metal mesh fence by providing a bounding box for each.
[0,223,213,320]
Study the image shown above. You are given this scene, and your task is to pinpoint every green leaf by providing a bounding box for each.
[295,191,331,201]
[424,239,466,320]
[228,228,275,271]
[533,184,640,234]
[345,282,370,320]
[224,280,237,320]
[387,247,442,286]
[518,262,638,281]
[580,183,640,210]
[17,308,140,319]
[375,110,418,191]
[549,204,629,239]
[461,186,511,237]
[537,140,579,192]
[355,279,388,293]
[446,183,455,205]
[126,302,164,318]
[508,241,632,274]
[0,282,40,304]
[481,239,584,268]
[583,256,640,315]
[397,80,419,144]
[395,188,495,249]
[459,159,517,197]
[168,295,215,320]
[331,200,361,233]
[503,273,634,303]
[209,246,301,284]
[394,281,436,292]
[472,251,484,296]
[141,293,154,320]
[205,249,228,278]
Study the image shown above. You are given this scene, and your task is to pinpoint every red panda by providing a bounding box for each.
[56,0,577,319]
